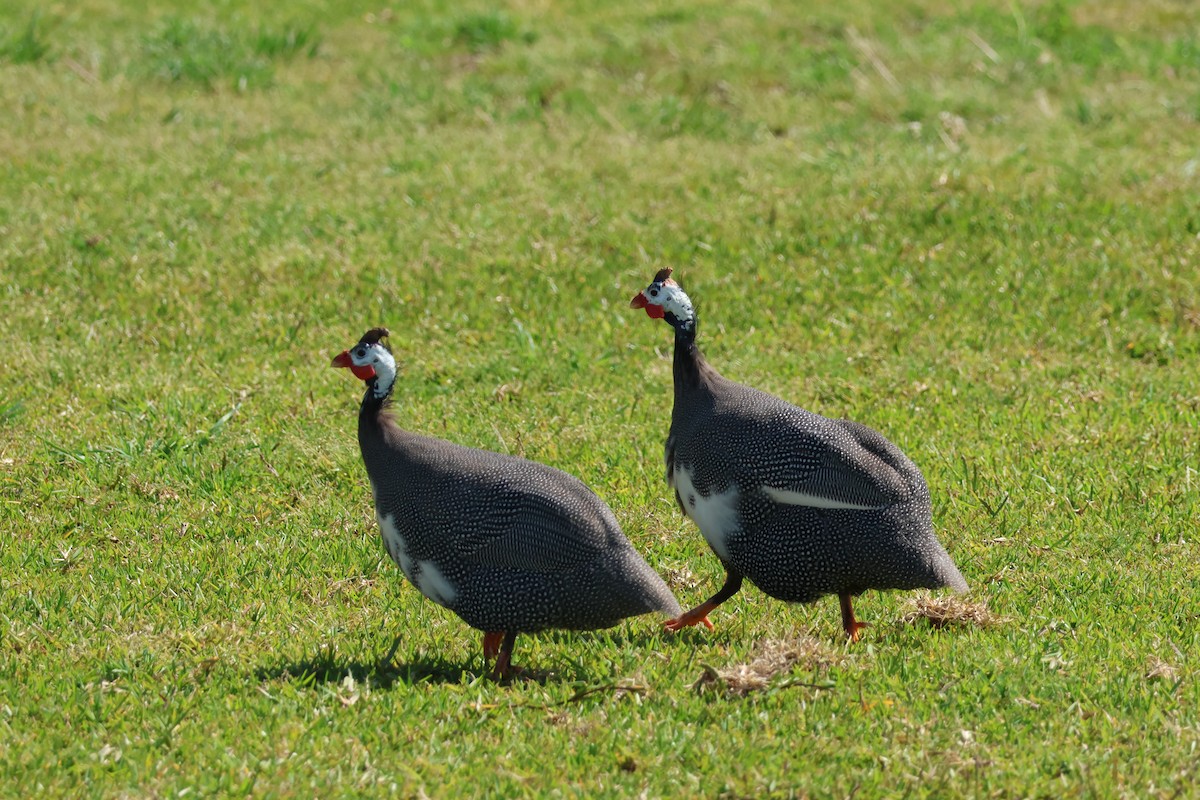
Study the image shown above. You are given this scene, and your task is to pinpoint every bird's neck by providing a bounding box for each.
[358,383,394,440]
[370,353,398,400]
[672,323,716,402]
[355,351,398,429]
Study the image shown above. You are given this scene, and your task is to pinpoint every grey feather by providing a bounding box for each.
[642,277,968,624]
[672,380,910,508]
[347,359,681,641]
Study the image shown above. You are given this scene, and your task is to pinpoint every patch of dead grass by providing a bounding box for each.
[694,636,840,696]
[1074,0,1197,34]
[1145,658,1179,683]
[900,593,1006,630]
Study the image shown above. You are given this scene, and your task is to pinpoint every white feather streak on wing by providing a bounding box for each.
[417,560,458,606]
[675,465,738,560]
[377,511,417,582]
[377,511,458,607]
[761,486,887,511]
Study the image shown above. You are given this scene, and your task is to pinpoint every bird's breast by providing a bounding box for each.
[673,463,739,561]
[376,508,458,608]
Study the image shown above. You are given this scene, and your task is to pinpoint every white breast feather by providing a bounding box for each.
[762,486,886,511]
[377,511,416,582]
[377,511,458,608]
[674,465,738,560]
[417,560,458,607]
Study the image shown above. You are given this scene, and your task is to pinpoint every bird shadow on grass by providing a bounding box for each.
[254,636,584,689]
[255,636,481,689]
[256,626,687,691]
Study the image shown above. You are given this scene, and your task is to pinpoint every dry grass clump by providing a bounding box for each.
[1145,658,1179,683]
[694,637,840,696]
[900,593,1006,629]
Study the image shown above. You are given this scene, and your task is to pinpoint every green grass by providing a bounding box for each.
[0,12,51,64]
[1,0,1198,796]
[136,17,320,90]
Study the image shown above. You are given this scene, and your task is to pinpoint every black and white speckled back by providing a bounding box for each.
[357,393,682,635]
[665,333,968,603]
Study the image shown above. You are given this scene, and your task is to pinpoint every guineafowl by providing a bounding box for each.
[333,327,681,677]
[629,271,967,640]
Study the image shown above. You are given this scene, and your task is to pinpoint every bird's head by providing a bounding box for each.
[332,327,397,398]
[630,268,695,331]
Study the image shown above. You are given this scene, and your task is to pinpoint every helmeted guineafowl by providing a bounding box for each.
[332,327,681,677]
[629,270,968,640]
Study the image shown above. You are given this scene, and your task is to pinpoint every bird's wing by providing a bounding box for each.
[450,470,615,574]
[690,391,910,510]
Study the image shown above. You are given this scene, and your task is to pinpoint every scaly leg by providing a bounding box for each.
[482,631,505,661]
[492,630,519,680]
[839,593,869,642]
[665,571,743,632]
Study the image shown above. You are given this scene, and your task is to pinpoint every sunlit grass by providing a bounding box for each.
[1,0,1198,797]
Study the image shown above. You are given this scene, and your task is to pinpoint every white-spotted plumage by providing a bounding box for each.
[631,270,968,639]
[377,511,417,583]
[335,327,681,676]
[761,486,885,511]
[378,510,457,607]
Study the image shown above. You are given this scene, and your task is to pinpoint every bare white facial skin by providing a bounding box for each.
[351,342,398,398]
[648,281,695,327]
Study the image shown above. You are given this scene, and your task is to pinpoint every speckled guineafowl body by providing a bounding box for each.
[334,328,680,674]
[666,366,967,604]
[631,271,966,637]
[360,408,681,634]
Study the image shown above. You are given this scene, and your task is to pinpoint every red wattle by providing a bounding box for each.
[333,350,378,381]
[631,291,665,318]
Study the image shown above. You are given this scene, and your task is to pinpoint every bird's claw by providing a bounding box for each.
[664,612,715,632]
[491,663,525,682]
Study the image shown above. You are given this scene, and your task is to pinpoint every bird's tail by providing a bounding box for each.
[621,552,683,618]
[937,558,969,594]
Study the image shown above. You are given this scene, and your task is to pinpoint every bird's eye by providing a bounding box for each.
[355,348,367,359]
[649,288,659,297]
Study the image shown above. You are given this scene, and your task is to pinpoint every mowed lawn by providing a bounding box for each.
[2,0,1198,796]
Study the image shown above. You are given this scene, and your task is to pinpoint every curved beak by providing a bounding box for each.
[630,291,649,309]
[331,350,353,368]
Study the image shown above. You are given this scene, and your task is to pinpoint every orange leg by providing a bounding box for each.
[664,603,717,632]
[482,631,505,660]
[839,593,870,642]
[665,571,743,633]
[491,630,519,680]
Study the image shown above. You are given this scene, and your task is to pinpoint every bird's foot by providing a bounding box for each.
[845,621,870,642]
[664,608,716,632]
[491,654,525,682]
